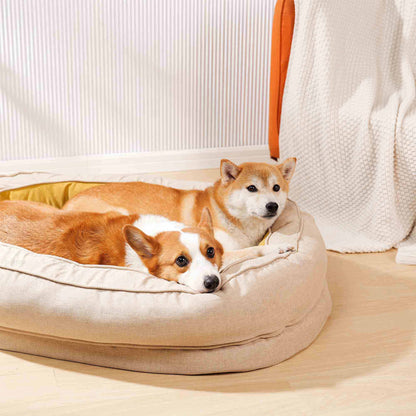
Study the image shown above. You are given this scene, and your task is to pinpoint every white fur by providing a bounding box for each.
[133,214,185,236]
[213,228,245,251]
[125,215,221,293]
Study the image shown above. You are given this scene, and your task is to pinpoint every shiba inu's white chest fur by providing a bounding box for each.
[212,204,272,250]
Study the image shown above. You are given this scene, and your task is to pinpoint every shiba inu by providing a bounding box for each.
[0,201,223,293]
[63,158,297,259]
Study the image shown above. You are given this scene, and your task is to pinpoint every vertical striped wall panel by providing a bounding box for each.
[0,0,275,161]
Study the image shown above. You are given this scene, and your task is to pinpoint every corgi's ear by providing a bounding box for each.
[220,159,242,184]
[278,157,297,182]
[123,225,159,258]
[198,207,214,236]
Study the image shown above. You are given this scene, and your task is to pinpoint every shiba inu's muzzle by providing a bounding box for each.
[264,202,278,217]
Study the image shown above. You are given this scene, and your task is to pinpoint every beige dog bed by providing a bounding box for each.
[0,172,331,375]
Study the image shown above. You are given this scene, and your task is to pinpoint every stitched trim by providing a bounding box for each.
[0,264,193,294]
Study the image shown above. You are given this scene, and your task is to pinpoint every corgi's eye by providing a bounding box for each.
[273,184,280,192]
[207,247,215,258]
[175,256,189,267]
[247,185,258,192]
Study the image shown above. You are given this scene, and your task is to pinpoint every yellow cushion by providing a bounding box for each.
[0,182,103,208]
[258,230,270,246]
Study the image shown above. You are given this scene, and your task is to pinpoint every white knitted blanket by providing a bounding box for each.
[279,0,416,263]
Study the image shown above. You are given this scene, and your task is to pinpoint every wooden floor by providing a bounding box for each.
[1,169,415,415]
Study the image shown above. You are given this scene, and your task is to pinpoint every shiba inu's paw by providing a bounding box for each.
[258,244,295,256]
[222,243,295,266]
[277,244,295,254]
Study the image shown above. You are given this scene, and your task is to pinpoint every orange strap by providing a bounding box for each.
[268,0,295,159]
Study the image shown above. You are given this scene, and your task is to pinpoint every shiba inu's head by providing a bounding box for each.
[123,208,223,293]
[218,158,296,223]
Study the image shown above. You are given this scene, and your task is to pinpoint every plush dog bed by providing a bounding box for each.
[0,172,331,375]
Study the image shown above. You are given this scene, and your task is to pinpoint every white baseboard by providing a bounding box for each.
[0,145,273,175]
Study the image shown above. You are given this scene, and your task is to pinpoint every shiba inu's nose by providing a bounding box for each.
[266,202,278,214]
[204,275,220,292]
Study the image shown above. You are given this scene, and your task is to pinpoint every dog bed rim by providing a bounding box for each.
[0,172,331,374]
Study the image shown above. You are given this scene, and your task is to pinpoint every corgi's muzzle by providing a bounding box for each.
[203,274,220,292]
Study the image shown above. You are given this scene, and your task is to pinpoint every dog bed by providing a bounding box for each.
[0,172,331,375]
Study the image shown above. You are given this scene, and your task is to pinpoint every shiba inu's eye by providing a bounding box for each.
[206,247,215,258]
[273,184,280,192]
[247,185,258,192]
[175,256,189,267]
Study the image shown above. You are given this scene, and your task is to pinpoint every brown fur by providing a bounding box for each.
[0,200,138,266]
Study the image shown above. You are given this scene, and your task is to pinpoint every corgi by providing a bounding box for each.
[63,158,297,260]
[0,201,223,293]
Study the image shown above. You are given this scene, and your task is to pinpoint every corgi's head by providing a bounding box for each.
[218,157,296,223]
[123,209,223,293]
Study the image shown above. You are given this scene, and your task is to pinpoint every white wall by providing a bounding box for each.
[0,0,275,164]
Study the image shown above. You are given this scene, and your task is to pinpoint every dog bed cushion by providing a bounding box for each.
[0,172,331,374]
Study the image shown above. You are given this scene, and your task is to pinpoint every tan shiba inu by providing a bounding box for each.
[63,158,297,261]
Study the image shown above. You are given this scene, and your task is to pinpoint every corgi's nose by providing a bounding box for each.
[204,275,220,292]
[266,202,278,214]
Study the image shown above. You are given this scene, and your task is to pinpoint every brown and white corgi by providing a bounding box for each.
[0,201,223,293]
[63,158,297,259]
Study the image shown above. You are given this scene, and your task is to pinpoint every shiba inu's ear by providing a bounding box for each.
[278,157,297,182]
[123,225,159,258]
[220,159,242,184]
[198,207,214,236]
